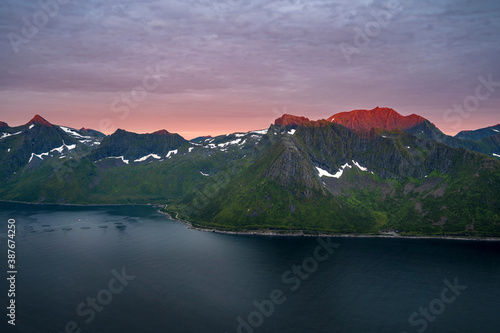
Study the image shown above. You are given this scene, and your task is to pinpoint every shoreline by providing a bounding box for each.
[0,199,164,208]
[159,208,500,242]
[2,200,498,242]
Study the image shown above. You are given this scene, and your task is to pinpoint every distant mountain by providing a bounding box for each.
[325,107,500,159]
[0,117,270,204]
[0,115,107,181]
[90,129,188,163]
[0,121,9,128]
[0,115,79,179]
[58,125,104,147]
[326,107,452,143]
[1,113,500,237]
[455,124,500,141]
[328,107,426,131]
[79,128,106,139]
[190,135,212,144]
[171,119,500,236]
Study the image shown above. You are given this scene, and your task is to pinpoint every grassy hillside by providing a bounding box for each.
[165,124,500,236]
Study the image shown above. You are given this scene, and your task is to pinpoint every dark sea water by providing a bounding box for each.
[0,202,499,333]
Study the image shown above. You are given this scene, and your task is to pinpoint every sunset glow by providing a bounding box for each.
[1,1,499,139]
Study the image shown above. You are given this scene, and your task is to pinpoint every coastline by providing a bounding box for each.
[0,199,164,208]
[159,207,500,242]
[2,200,498,242]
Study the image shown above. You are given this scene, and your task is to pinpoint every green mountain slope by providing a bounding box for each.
[2,113,500,237]
[167,123,500,236]
[0,126,269,204]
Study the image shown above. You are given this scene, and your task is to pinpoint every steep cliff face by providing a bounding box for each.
[326,108,500,158]
[182,120,500,235]
[259,135,324,195]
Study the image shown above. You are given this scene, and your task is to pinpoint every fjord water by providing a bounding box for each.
[1,203,499,333]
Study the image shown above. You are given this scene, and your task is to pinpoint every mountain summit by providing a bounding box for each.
[27,115,53,127]
[152,129,170,135]
[455,124,500,141]
[1,113,500,237]
[274,114,311,127]
[328,107,426,131]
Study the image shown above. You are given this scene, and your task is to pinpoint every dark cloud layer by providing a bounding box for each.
[1,0,499,136]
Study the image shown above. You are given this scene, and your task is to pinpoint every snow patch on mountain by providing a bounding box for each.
[493,153,500,158]
[106,156,129,164]
[134,154,161,162]
[78,139,97,145]
[200,171,209,176]
[316,167,336,178]
[166,150,178,158]
[59,126,87,138]
[60,126,101,146]
[352,160,368,171]
[316,163,352,179]
[249,129,268,135]
[29,152,50,163]
[0,131,22,140]
[29,124,34,130]
[218,138,241,148]
[50,142,76,153]
[288,129,296,135]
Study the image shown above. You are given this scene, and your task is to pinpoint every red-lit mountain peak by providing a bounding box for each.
[0,121,9,128]
[27,115,53,127]
[327,107,425,131]
[152,129,170,135]
[274,114,311,126]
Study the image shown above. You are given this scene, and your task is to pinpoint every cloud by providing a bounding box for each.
[0,0,499,132]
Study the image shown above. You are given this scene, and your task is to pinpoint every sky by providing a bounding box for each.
[1,0,499,139]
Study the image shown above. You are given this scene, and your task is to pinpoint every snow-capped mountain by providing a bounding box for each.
[1,110,499,237]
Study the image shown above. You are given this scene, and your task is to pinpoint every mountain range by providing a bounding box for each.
[1,107,499,237]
